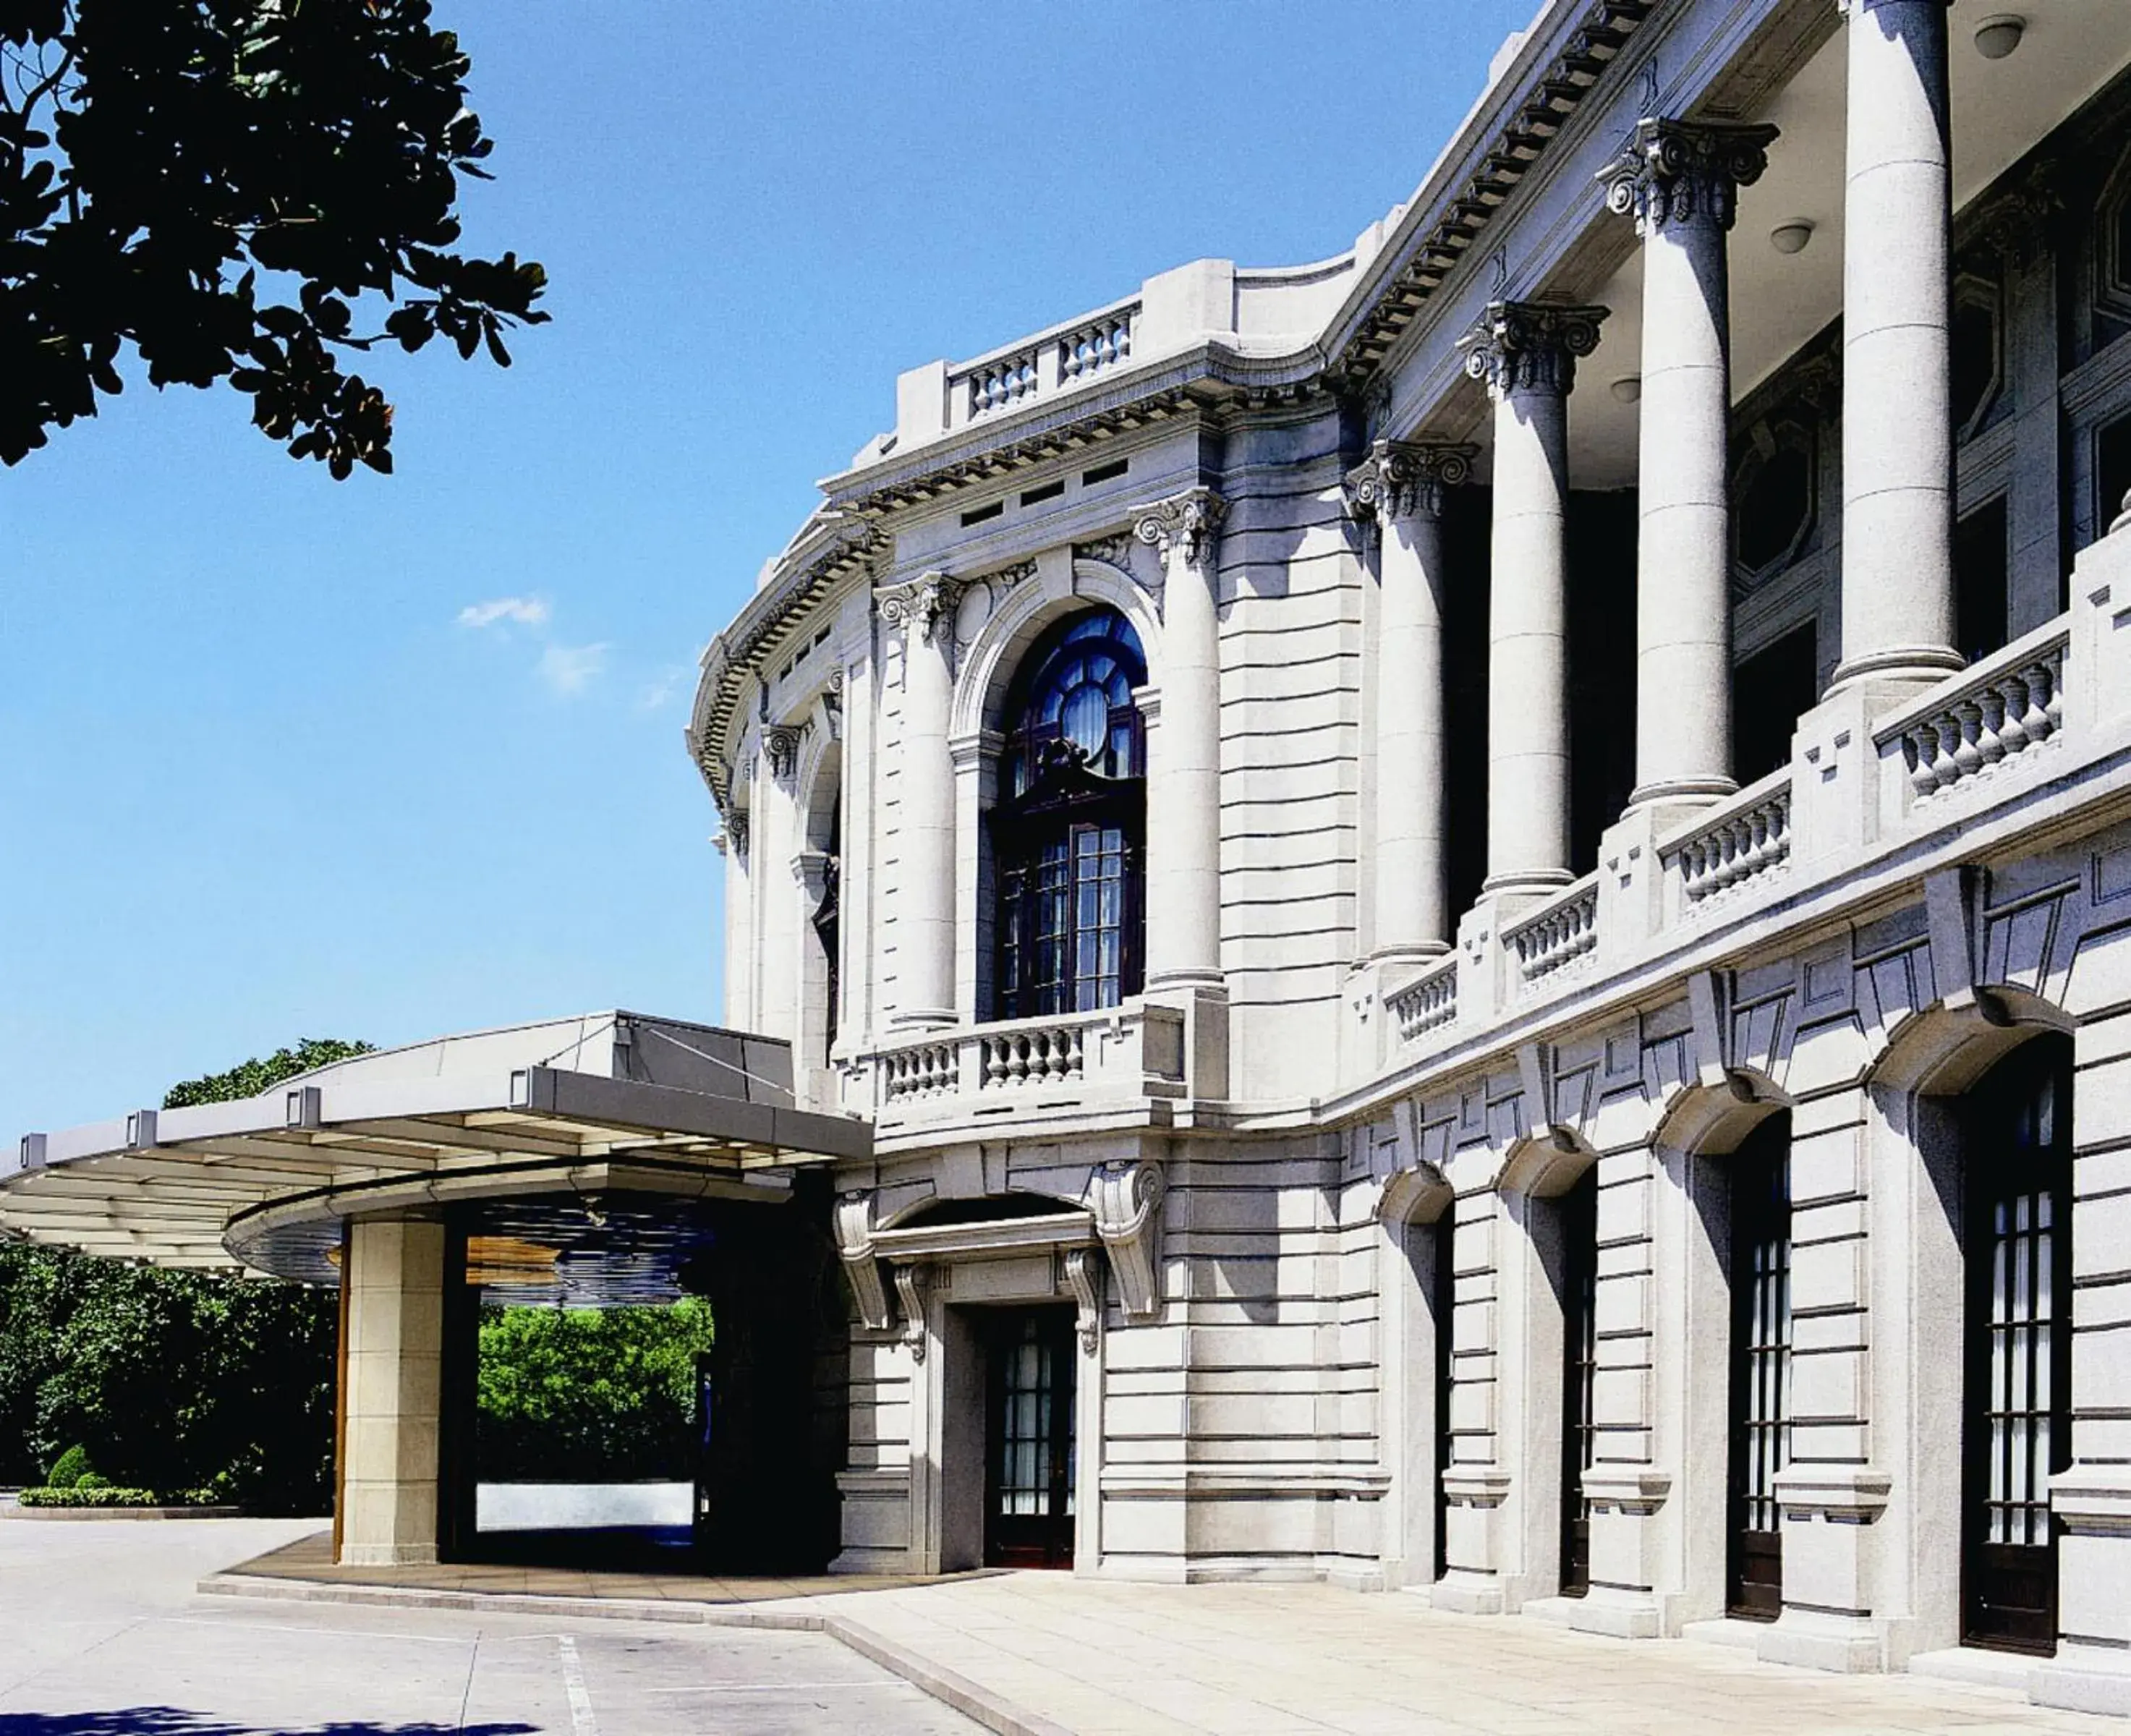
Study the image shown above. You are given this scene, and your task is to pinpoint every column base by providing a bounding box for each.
[888,1007,959,1031]
[1825,644,1964,699]
[1368,942,1452,971]
[1428,1570,1507,1615]
[1625,777,1735,811]
[1479,869,1573,898]
[1756,1608,1889,1674]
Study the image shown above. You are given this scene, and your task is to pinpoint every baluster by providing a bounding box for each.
[2020,664,2053,745]
[1952,699,1985,780]
[1975,686,2007,765]
[2043,658,2064,739]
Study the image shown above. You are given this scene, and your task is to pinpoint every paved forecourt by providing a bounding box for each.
[0,1515,977,1736]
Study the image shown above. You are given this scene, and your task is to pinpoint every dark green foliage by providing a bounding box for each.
[476,1298,715,1483]
[19,1484,169,1507]
[0,0,548,475]
[161,1036,373,1109]
[43,1442,91,1486]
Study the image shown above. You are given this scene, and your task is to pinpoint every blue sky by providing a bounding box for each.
[0,0,1536,1138]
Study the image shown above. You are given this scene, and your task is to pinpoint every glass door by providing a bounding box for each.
[1727,1121,1791,1620]
[984,1309,1077,1568]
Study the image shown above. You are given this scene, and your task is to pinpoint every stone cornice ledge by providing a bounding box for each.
[1772,1466,1892,1520]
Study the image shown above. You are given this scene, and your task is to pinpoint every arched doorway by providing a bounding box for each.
[1962,1034,2075,1654]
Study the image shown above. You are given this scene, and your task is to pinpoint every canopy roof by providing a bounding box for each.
[0,1012,869,1281]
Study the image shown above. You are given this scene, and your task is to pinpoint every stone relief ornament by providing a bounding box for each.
[1073,532,1138,571]
[893,1263,931,1361]
[1132,488,1227,569]
[1342,440,1477,526]
[763,724,801,782]
[723,809,750,859]
[874,571,964,646]
[1599,117,1779,237]
[1458,300,1610,399]
[1063,1246,1103,1356]
[1085,1158,1165,1320]
[832,1189,893,1331]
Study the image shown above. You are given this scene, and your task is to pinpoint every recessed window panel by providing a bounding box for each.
[1737,442,1813,576]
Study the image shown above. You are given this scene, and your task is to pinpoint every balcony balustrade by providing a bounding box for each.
[947,301,1139,430]
[1505,877,1600,987]
[1662,771,1793,910]
[1875,622,2069,807]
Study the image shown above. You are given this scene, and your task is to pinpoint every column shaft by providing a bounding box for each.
[1462,302,1607,895]
[880,574,960,1026]
[339,1216,445,1567]
[1835,0,1961,691]
[1136,490,1226,990]
[1602,119,1778,806]
[1346,441,1471,961]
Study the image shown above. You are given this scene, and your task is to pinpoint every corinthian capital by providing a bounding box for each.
[874,571,963,646]
[1343,440,1476,526]
[1599,118,1780,237]
[1459,300,1609,399]
[1132,487,1226,569]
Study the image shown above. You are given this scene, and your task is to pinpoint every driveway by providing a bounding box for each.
[0,1517,978,1735]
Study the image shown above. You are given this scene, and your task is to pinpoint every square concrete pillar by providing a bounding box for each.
[338,1217,446,1567]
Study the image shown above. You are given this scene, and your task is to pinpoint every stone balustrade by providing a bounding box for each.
[948,299,1139,429]
[1662,772,1792,908]
[869,1000,1186,1133]
[1876,624,2069,806]
[1387,958,1459,1044]
[1505,877,1600,985]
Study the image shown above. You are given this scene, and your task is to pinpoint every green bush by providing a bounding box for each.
[20,1485,164,1507]
[44,1444,93,1489]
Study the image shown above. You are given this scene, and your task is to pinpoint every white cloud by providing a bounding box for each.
[636,667,686,713]
[456,595,550,629]
[537,642,611,696]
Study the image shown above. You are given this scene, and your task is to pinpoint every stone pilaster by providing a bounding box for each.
[339,1217,446,1567]
[1832,0,1962,696]
[1345,441,1473,966]
[877,572,963,1028]
[1600,118,1778,809]
[1459,301,1607,896]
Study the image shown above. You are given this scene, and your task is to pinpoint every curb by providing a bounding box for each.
[196,1572,1069,1736]
[13,1505,243,1521]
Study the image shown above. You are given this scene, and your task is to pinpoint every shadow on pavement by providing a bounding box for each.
[0,1715,537,1736]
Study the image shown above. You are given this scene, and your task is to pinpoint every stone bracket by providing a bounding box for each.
[893,1263,931,1361]
[1086,1159,1164,1319]
[832,1189,894,1331]
[1063,1246,1102,1356]
[1772,1465,1892,1522]
[1582,1468,1672,1516]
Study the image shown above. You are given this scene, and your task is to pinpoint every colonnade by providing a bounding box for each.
[1352,0,1966,965]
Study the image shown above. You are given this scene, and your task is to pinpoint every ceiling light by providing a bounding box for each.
[1609,377,1641,404]
[1975,14,2025,60]
[1770,219,1815,256]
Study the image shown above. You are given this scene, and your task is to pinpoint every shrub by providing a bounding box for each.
[44,1444,93,1489]
[19,1485,163,1507]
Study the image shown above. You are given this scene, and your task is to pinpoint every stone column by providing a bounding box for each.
[754,726,803,1045]
[1460,302,1607,895]
[1133,488,1228,993]
[1345,441,1473,965]
[878,574,962,1028]
[1832,0,1962,694]
[338,1216,445,1567]
[1601,119,1778,807]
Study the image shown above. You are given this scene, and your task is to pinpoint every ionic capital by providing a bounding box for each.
[762,723,802,783]
[1343,440,1476,526]
[875,571,964,647]
[1458,300,1609,399]
[1132,487,1227,569]
[1599,118,1779,237]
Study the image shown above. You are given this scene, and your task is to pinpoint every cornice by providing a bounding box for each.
[685,514,882,812]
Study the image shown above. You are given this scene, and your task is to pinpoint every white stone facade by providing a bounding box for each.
[689,0,2131,1709]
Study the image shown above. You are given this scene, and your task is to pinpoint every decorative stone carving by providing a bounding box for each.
[1074,532,1137,571]
[893,1263,930,1361]
[724,810,750,859]
[1132,488,1227,569]
[986,558,1037,591]
[1063,1246,1102,1356]
[1342,439,1476,525]
[1086,1159,1164,1319]
[1458,300,1609,399]
[763,725,801,782]
[1598,118,1779,236]
[875,571,964,646]
[832,1190,893,1331]
[1973,170,2064,270]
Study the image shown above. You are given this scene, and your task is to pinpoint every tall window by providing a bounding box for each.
[992,608,1147,1020]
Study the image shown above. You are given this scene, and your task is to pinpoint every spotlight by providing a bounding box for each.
[1609,376,1642,404]
[1974,14,2025,60]
[1770,219,1815,256]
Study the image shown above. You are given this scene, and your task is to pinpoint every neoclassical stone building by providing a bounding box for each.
[683,0,2131,1710]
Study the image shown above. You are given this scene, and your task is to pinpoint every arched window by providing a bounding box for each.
[991,608,1147,1020]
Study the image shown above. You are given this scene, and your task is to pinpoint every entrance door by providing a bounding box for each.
[1558,1170,1599,1599]
[1963,1042,2072,1654]
[984,1308,1076,1568]
[1727,1120,1791,1620]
